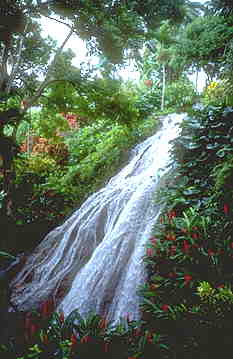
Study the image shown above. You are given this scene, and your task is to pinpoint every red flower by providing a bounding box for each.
[146,248,154,257]
[70,334,78,346]
[191,232,199,240]
[183,240,190,253]
[166,233,176,241]
[81,335,90,343]
[224,204,229,215]
[208,249,215,256]
[146,332,153,343]
[168,210,176,219]
[161,304,169,311]
[184,274,192,285]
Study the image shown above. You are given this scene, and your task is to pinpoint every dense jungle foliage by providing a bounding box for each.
[1,0,233,358]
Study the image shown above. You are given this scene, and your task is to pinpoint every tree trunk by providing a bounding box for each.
[195,67,198,93]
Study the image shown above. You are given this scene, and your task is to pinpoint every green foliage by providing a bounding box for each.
[140,104,233,358]
[10,111,159,229]
[164,77,196,109]
[0,303,166,359]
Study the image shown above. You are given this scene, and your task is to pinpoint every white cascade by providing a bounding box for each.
[11,113,184,324]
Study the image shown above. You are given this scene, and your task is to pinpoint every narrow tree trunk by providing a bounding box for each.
[195,67,198,93]
[161,63,166,111]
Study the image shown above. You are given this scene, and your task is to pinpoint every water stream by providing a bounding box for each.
[11,113,185,324]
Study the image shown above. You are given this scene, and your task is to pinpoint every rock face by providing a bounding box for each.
[11,113,185,324]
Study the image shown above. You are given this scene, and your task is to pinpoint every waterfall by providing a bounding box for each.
[11,113,185,324]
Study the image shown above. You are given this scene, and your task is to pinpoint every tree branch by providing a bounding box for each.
[41,13,80,38]
[22,27,74,112]
[6,21,29,94]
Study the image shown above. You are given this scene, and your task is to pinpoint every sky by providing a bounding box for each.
[40,0,208,90]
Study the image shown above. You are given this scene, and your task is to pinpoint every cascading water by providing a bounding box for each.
[11,113,185,324]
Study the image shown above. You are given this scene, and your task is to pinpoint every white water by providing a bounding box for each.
[11,113,184,323]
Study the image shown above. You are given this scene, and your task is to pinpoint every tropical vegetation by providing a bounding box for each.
[1,0,233,358]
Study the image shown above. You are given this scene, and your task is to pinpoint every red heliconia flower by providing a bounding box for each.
[184,274,192,285]
[183,240,190,253]
[161,304,170,311]
[146,332,153,344]
[70,334,78,346]
[191,232,199,240]
[208,249,215,256]
[81,335,90,344]
[146,248,154,257]
[224,204,229,215]
[166,233,176,241]
[167,210,176,221]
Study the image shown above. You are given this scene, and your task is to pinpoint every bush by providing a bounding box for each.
[140,104,233,358]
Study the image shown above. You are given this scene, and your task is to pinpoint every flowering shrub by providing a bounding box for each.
[0,300,167,359]
[203,81,225,106]
[141,104,233,358]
